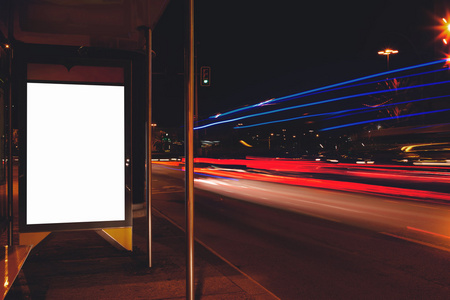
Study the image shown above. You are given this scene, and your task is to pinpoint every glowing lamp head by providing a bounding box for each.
[378,49,398,55]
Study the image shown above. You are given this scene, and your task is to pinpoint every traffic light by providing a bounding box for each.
[200,66,211,86]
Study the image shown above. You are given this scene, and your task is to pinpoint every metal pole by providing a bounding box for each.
[194,43,198,157]
[386,54,390,71]
[7,45,13,246]
[145,28,153,268]
[185,0,195,298]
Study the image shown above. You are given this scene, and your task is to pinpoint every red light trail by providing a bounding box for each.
[170,157,450,203]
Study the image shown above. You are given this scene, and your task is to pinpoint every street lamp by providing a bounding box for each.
[378,49,398,70]
[441,18,450,66]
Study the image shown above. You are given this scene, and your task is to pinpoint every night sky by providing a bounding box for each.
[151,0,441,127]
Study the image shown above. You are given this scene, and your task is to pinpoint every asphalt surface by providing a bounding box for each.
[152,163,450,299]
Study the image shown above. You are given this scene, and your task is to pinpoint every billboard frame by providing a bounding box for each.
[18,57,132,235]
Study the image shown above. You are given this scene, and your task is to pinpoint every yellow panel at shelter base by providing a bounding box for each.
[19,232,51,248]
[97,227,132,251]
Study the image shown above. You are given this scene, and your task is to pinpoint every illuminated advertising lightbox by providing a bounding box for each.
[26,82,125,226]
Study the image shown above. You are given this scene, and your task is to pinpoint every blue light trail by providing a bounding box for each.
[266,68,447,105]
[195,79,450,130]
[234,111,341,129]
[207,60,447,119]
[234,95,450,129]
[320,109,450,131]
[324,95,450,120]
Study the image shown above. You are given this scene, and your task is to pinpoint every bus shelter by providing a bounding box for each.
[0,0,171,269]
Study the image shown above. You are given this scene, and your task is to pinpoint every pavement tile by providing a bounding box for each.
[5,210,277,299]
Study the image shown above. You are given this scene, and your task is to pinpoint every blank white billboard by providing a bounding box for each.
[27,82,125,225]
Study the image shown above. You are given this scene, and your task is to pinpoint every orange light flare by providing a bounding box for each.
[446,55,450,68]
[443,17,450,30]
[433,15,450,45]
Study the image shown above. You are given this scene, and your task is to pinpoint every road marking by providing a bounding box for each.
[406,226,450,239]
[380,232,450,253]
[152,186,185,194]
[152,190,185,194]
[383,200,400,204]
[383,199,444,211]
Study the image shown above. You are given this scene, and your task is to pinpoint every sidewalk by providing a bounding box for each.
[5,207,278,299]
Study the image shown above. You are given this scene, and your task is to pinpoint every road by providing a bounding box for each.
[151,161,450,299]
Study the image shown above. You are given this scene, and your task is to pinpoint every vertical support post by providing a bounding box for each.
[386,54,390,71]
[185,0,195,298]
[6,0,15,248]
[7,45,13,246]
[145,28,153,268]
[194,43,198,157]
